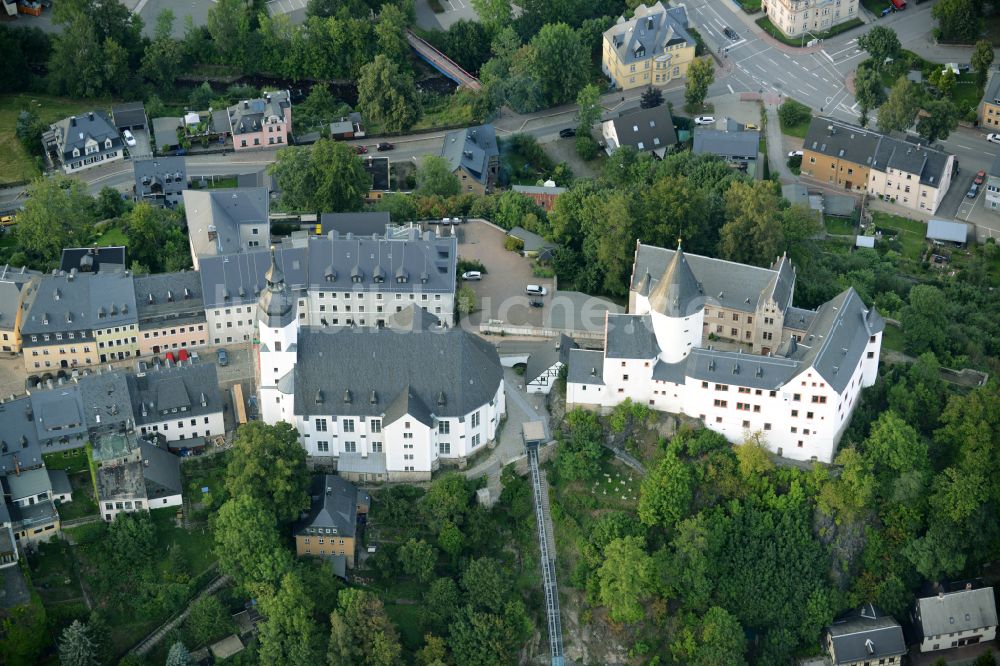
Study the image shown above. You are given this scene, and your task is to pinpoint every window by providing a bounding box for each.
[439,442,451,455]
[792,409,799,417]
[715,384,728,391]
[471,411,480,428]
[713,399,727,408]
[315,418,327,431]
[344,441,356,453]
[342,419,355,433]
[370,419,381,433]
[793,393,801,401]
[807,411,814,419]
[438,421,450,434]
[472,434,481,447]
[317,441,329,452]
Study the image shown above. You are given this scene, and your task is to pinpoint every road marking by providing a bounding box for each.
[727,84,734,94]
[954,143,973,150]
[767,57,780,67]
[823,51,835,64]
[782,52,791,59]
[756,64,767,73]
[803,82,819,92]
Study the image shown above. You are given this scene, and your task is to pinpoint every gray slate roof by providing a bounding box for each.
[606,314,660,359]
[647,247,703,317]
[329,112,364,136]
[0,397,43,475]
[926,219,968,243]
[0,265,37,333]
[59,247,127,274]
[134,271,205,327]
[606,104,678,155]
[633,244,787,314]
[28,384,86,443]
[258,249,296,328]
[127,361,222,426]
[566,349,605,385]
[917,588,998,638]
[828,604,905,665]
[4,467,52,502]
[292,312,502,420]
[525,335,577,384]
[440,125,498,186]
[692,129,759,160]
[134,157,187,200]
[784,306,817,330]
[229,91,290,136]
[49,469,71,497]
[139,440,182,499]
[508,227,555,253]
[320,212,391,237]
[112,102,147,129]
[152,117,182,150]
[21,271,137,337]
[605,2,694,66]
[49,111,122,161]
[184,188,269,259]
[984,71,1000,106]
[295,474,370,538]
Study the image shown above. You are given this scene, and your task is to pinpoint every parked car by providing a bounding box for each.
[694,116,715,125]
[974,169,986,185]
[462,271,482,281]
[376,142,394,151]
[987,134,1000,144]
[880,6,892,16]
[525,284,548,296]
[967,183,979,199]
[528,299,544,308]
[743,122,760,130]
[788,150,804,158]
[122,129,136,147]
[559,128,576,138]
[355,145,368,154]
[217,349,229,366]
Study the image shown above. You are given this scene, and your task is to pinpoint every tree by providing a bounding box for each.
[932,0,982,43]
[718,180,784,266]
[420,473,470,531]
[358,55,420,133]
[917,99,959,143]
[308,139,372,213]
[59,620,98,666]
[675,606,748,666]
[15,108,45,155]
[448,603,529,665]
[556,409,604,482]
[638,449,694,528]
[901,284,949,356]
[48,11,109,97]
[259,572,322,666]
[457,285,477,315]
[524,23,589,106]
[972,39,994,89]
[95,186,130,220]
[640,85,664,109]
[185,595,234,648]
[415,155,461,197]
[778,98,811,127]
[780,203,823,247]
[397,538,437,583]
[329,589,403,666]
[166,641,190,666]
[207,0,251,68]
[213,495,294,592]
[375,3,409,63]
[461,557,507,613]
[597,536,654,624]
[225,421,310,522]
[685,58,715,110]
[877,77,920,133]
[422,577,460,631]
[415,634,449,666]
[15,176,95,265]
[575,83,601,135]
[854,66,886,128]
[858,26,901,70]
[142,31,185,89]
[470,0,511,36]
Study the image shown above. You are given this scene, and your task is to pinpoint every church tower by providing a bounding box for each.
[647,244,704,364]
[257,246,298,424]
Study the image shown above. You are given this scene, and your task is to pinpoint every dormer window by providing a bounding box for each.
[104,139,112,149]
[72,148,80,158]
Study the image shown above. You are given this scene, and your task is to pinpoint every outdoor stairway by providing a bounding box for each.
[528,446,565,666]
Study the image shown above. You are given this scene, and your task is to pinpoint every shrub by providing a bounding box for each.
[503,236,525,252]
[778,99,811,127]
[575,135,599,160]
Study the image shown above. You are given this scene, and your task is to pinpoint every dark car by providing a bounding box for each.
[559,128,576,138]
[529,299,544,308]
[974,169,986,185]
[967,183,979,199]
[723,27,738,40]
[355,145,368,154]
[217,349,229,366]
[376,142,394,151]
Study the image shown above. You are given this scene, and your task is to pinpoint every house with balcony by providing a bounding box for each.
[44,111,124,175]
[229,91,292,151]
[602,2,696,91]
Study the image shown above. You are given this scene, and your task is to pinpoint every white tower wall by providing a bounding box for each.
[651,308,704,364]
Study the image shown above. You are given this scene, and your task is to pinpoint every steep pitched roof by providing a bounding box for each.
[139,440,182,499]
[525,334,578,384]
[21,271,137,337]
[294,475,369,538]
[134,271,204,326]
[692,129,759,160]
[647,246,702,317]
[607,104,678,155]
[127,362,222,426]
[228,90,291,136]
[918,587,998,638]
[605,314,660,359]
[604,2,695,66]
[440,125,498,185]
[0,265,37,333]
[828,605,906,665]
[49,111,122,160]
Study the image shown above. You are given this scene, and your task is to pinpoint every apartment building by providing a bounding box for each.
[134,157,187,208]
[134,272,207,356]
[184,188,270,269]
[986,155,1000,212]
[128,360,225,444]
[228,91,292,151]
[0,265,38,354]
[801,117,954,213]
[602,2,697,91]
[763,0,859,39]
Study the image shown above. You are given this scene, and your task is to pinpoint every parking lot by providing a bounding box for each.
[415,0,478,30]
[455,221,554,329]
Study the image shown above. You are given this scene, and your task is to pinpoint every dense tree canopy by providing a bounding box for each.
[225,421,310,523]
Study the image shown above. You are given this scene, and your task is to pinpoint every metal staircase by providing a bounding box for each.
[528,446,564,666]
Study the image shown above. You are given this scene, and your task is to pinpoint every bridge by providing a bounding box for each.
[406,30,482,91]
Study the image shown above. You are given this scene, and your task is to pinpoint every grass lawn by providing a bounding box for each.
[756,16,863,47]
[871,211,926,261]
[43,448,90,474]
[778,104,812,138]
[0,93,113,184]
[735,0,761,11]
[952,74,982,115]
[182,453,230,509]
[860,0,890,14]
[56,472,99,521]
[194,176,238,190]
[882,323,904,352]
[825,215,857,236]
[96,226,127,246]
[150,507,217,577]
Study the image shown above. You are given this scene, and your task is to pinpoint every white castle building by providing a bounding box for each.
[256,249,505,482]
[567,242,884,463]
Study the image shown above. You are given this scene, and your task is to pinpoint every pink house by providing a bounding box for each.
[228,90,292,151]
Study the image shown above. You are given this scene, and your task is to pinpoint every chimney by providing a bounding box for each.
[70,116,77,126]
[88,112,94,121]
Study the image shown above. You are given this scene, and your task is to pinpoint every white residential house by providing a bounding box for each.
[913,586,998,653]
[96,440,182,522]
[44,112,124,175]
[257,249,504,482]
[524,335,578,395]
[566,242,883,463]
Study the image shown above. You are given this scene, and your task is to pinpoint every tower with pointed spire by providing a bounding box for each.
[258,246,299,424]
[638,242,705,364]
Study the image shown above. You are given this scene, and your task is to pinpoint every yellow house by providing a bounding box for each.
[980,72,1000,129]
[294,475,370,568]
[0,266,38,354]
[602,2,697,91]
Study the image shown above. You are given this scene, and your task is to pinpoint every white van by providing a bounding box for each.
[525,285,548,296]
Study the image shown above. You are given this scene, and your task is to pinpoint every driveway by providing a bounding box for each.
[455,221,554,330]
[126,128,152,160]
[0,355,27,399]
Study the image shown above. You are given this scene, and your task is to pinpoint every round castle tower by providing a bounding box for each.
[646,245,704,364]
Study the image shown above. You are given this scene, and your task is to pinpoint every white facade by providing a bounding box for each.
[762,0,859,38]
[100,491,181,523]
[297,290,455,328]
[867,157,954,214]
[137,411,225,442]
[207,303,259,346]
[62,146,122,174]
